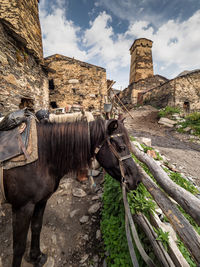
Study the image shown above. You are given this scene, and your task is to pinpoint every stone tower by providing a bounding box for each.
[129,38,154,84]
[0,0,49,114]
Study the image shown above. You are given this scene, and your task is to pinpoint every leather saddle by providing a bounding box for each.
[0,118,31,163]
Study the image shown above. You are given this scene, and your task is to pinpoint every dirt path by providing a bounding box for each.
[0,174,104,267]
[125,106,200,187]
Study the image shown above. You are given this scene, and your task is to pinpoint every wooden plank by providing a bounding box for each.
[150,212,190,267]
[133,213,175,267]
[131,143,200,227]
[136,164,200,264]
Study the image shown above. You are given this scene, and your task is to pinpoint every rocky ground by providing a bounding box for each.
[125,105,200,187]
[0,174,105,267]
[1,105,200,267]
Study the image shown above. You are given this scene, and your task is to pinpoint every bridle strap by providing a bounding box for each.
[94,132,132,186]
[110,133,124,138]
[107,138,128,181]
[119,154,132,161]
[94,139,107,155]
[94,134,124,156]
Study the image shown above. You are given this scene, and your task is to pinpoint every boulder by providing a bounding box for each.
[158,117,177,127]
[140,137,152,147]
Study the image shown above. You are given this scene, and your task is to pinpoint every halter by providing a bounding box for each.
[94,133,132,186]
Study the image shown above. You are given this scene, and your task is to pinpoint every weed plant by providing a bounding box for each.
[101,139,199,266]
[158,106,180,118]
[178,112,200,136]
[101,174,133,266]
[101,174,160,266]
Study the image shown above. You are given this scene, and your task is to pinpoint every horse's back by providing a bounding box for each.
[49,112,94,123]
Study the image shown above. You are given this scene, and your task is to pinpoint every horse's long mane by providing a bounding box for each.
[36,119,131,176]
[36,120,106,175]
[37,121,91,174]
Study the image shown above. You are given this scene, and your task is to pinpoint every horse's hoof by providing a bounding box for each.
[32,253,47,267]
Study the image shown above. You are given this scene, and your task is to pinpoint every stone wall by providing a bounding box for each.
[119,75,168,106]
[143,70,200,111]
[0,0,43,60]
[129,38,154,84]
[44,54,107,112]
[0,21,48,115]
[143,81,174,108]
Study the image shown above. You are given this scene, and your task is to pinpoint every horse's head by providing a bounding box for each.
[94,119,140,191]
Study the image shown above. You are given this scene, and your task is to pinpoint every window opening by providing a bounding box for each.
[183,101,190,112]
[19,98,34,111]
[49,79,55,90]
[50,101,58,108]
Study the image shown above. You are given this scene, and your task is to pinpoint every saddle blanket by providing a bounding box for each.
[2,117,38,169]
[0,118,38,204]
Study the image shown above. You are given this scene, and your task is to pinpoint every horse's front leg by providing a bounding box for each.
[12,203,35,267]
[29,200,47,267]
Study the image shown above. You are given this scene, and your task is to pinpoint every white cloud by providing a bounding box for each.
[83,9,200,86]
[94,0,200,27]
[39,1,200,89]
[39,0,87,60]
[57,0,65,8]
[83,12,131,87]
[125,10,200,77]
[80,17,143,87]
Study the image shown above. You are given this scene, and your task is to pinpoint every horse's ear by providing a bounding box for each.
[120,117,126,124]
[118,114,125,124]
[107,119,118,135]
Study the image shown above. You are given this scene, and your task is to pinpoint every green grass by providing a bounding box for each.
[154,228,169,251]
[176,238,196,267]
[101,138,200,267]
[158,106,181,118]
[101,174,159,267]
[101,174,133,267]
[128,183,156,219]
[178,112,200,136]
[169,172,199,195]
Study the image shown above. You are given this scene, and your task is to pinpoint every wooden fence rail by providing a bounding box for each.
[122,143,200,266]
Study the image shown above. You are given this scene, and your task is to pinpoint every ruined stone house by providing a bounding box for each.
[44,54,107,113]
[0,0,49,115]
[120,38,200,112]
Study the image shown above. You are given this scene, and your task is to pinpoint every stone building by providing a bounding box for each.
[143,70,200,111]
[120,38,200,112]
[120,38,159,107]
[129,38,154,84]
[0,0,49,115]
[0,0,109,116]
[120,75,168,106]
[44,54,107,113]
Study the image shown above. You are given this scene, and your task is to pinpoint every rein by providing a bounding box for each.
[94,133,132,186]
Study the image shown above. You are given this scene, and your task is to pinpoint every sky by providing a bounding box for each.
[39,0,200,90]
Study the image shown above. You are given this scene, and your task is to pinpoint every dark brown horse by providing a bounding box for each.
[4,119,140,267]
